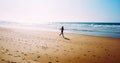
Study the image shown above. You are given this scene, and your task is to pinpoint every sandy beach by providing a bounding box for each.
[0,27,120,63]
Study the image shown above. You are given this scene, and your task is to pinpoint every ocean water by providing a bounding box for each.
[53,22,120,38]
[0,21,120,38]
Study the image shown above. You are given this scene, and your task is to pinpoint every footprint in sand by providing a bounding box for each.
[31,53,34,55]
[70,48,74,50]
[24,53,27,56]
[6,61,11,63]
[8,53,13,56]
[34,59,38,61]
[97,56,101,58]
[6,49,9,52]
[87,51,91,52]
[17,55,21,57]
[15,50,19,52]
[14,55,20,57]
[56,57,58,59]
[23,47,26,49]
[68,60,71,62]
[107,54,110,56]
[63,53,67,55]
[21,52,24,54]
[10,61,17,63]
[64,50,66,51]
[92,55,96,57]
[112,55,116,58]
[1,59,5,61]
[1,48,9,54]
[22,57,26,60]
[67,50,70,52]
[27,61,31,63]
[56,60,59,62]
[56,45,59,47]
[48,61,52,63]
[41,46,48,50]
[56,49,59,51]
[105,49,108,51]
[84,54,87,56]
[37,56,40,58]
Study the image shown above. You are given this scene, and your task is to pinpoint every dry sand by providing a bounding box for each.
[0,27,120,63]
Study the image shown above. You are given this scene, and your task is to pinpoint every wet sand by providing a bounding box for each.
[0,27,120,63]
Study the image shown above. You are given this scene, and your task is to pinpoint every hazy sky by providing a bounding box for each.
[0,0,120,23]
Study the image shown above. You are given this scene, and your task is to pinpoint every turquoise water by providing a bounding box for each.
[0,21,120,38]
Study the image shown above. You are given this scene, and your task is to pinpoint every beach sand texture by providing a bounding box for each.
[0,27,120,63]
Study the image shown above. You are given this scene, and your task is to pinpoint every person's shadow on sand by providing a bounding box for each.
[63,37,70,40]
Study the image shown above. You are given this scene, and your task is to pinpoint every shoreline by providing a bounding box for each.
[0,27,120,63]
[1,26,120,39]
[0,21,120,38]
